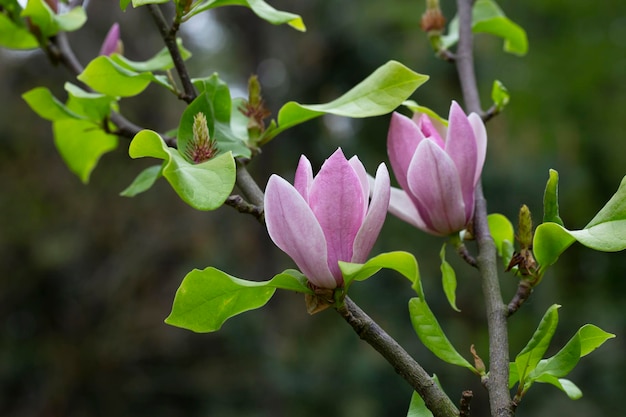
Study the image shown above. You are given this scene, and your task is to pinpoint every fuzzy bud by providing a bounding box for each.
[186,112,218,164]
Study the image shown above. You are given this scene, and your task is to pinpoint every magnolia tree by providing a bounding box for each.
[2,0,624,416]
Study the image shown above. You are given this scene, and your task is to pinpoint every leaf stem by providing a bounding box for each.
[336,297,459,417]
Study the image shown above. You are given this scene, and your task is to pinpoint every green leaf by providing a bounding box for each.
[0,13,39,49]
[440,244,460,312]
[491,80,510,112]
[52,119,118,183]
[543,169,564,226]
[120,0,132,10]
[120,165,163,197]
[165,267,312,332]
[402,101,449,127]
[132,0,168,6]
[515,304,560,384]
[533,376,582,400]
[472,0,528,56]
[181,75,251,158]
[21,0,86,37]
[529,324,614,381]
[261,61,429,143]
[65,83,116,122]
[78,56,168,97]
[406,391,433,417]
[111,39,192,72]
[339,251,423,298]
[128,130,236,210]
[441,0,528,56]
[409,297,477,372]
[534,175,626,268]
[22,87,84,121]
[186,0,305,32]
[487,213,514,258]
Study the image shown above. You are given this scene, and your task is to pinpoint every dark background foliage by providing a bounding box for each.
[1,1,624,416]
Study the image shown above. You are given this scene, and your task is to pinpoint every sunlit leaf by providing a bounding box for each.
[186,0,305,32]
[22,87,84,121]
[21,0,86,37]
[65,83,116,122]
[111,39,192,72]
[261,61,429,143]
[0,13,38,49]
[52,119,118,183]
[78,56,172,97]
[440,244,460,312]
[409,297,477,372]
[491,80,510,112]
[406,391,433,417]
[515,304,560,384]
[543,169,564,226]
[487,213,514,258]
[128,130,236,210]
[339,251,423,298]
[533,376,582,400]
[165,268,311,332]
[120,165,163,197]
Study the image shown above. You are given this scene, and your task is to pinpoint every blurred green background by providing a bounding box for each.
[1,0,625,416]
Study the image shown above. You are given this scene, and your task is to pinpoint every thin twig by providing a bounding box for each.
[455,1,513,415]
[146,4,196,102]
[224,195,264,223]
[336,297,459,417]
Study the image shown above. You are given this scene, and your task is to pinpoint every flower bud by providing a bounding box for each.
[99,23,123,56]
[185,112,218,164]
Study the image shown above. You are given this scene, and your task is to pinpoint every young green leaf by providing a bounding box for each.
[120,165,163,197]
[409,297,477,372]
[406,391,434,417]
[487,213,514,258]
[52,119,118,183]
[515,304,560,384]
[65,83,116,123]
[472,0,528,56]
[543,169,564,226]
[529,324,615,381]
[128,130,236,210]
[533,375,582,400]
[439,244,460,312]
[180,75,251,158]
[185,0,305,32]
[491,80,510,112]
[111,39,192,72]
[0,13,39,49]
[165,267,312,333]
[261,61,429,143]
[22,87,84,121]
[78,56,171,97]
[21,0,86,37]
[339,251,423,298]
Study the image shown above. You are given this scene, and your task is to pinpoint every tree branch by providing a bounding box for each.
[146,4,197,102]
[336,297,459,417]
[454,1,513,416]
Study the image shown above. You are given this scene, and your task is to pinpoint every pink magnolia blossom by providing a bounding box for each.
[265,148,390,289]
[99,23,121,56]
[387,101,487,236]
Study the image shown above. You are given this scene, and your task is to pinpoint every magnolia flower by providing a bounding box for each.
[265,148,390,289]
[99,23,122,56]
[387,101,487,236]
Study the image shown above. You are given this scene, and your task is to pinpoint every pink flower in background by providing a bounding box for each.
[265,148,390,289]
[387,101,487,236]
[99,23,122,56]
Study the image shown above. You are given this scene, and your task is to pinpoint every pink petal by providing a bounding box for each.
[294,155,313,203]
[352,163,390,263]
[468,112,487,185]
[388,186,433,233]
[444,101,478,221]
[407,140,467,235]
[99,23,120,56]
[309,149,364,282]
[349,155,369,219]
[414,113,445,148]
[264,175,336,289]
[387,112,425,193]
